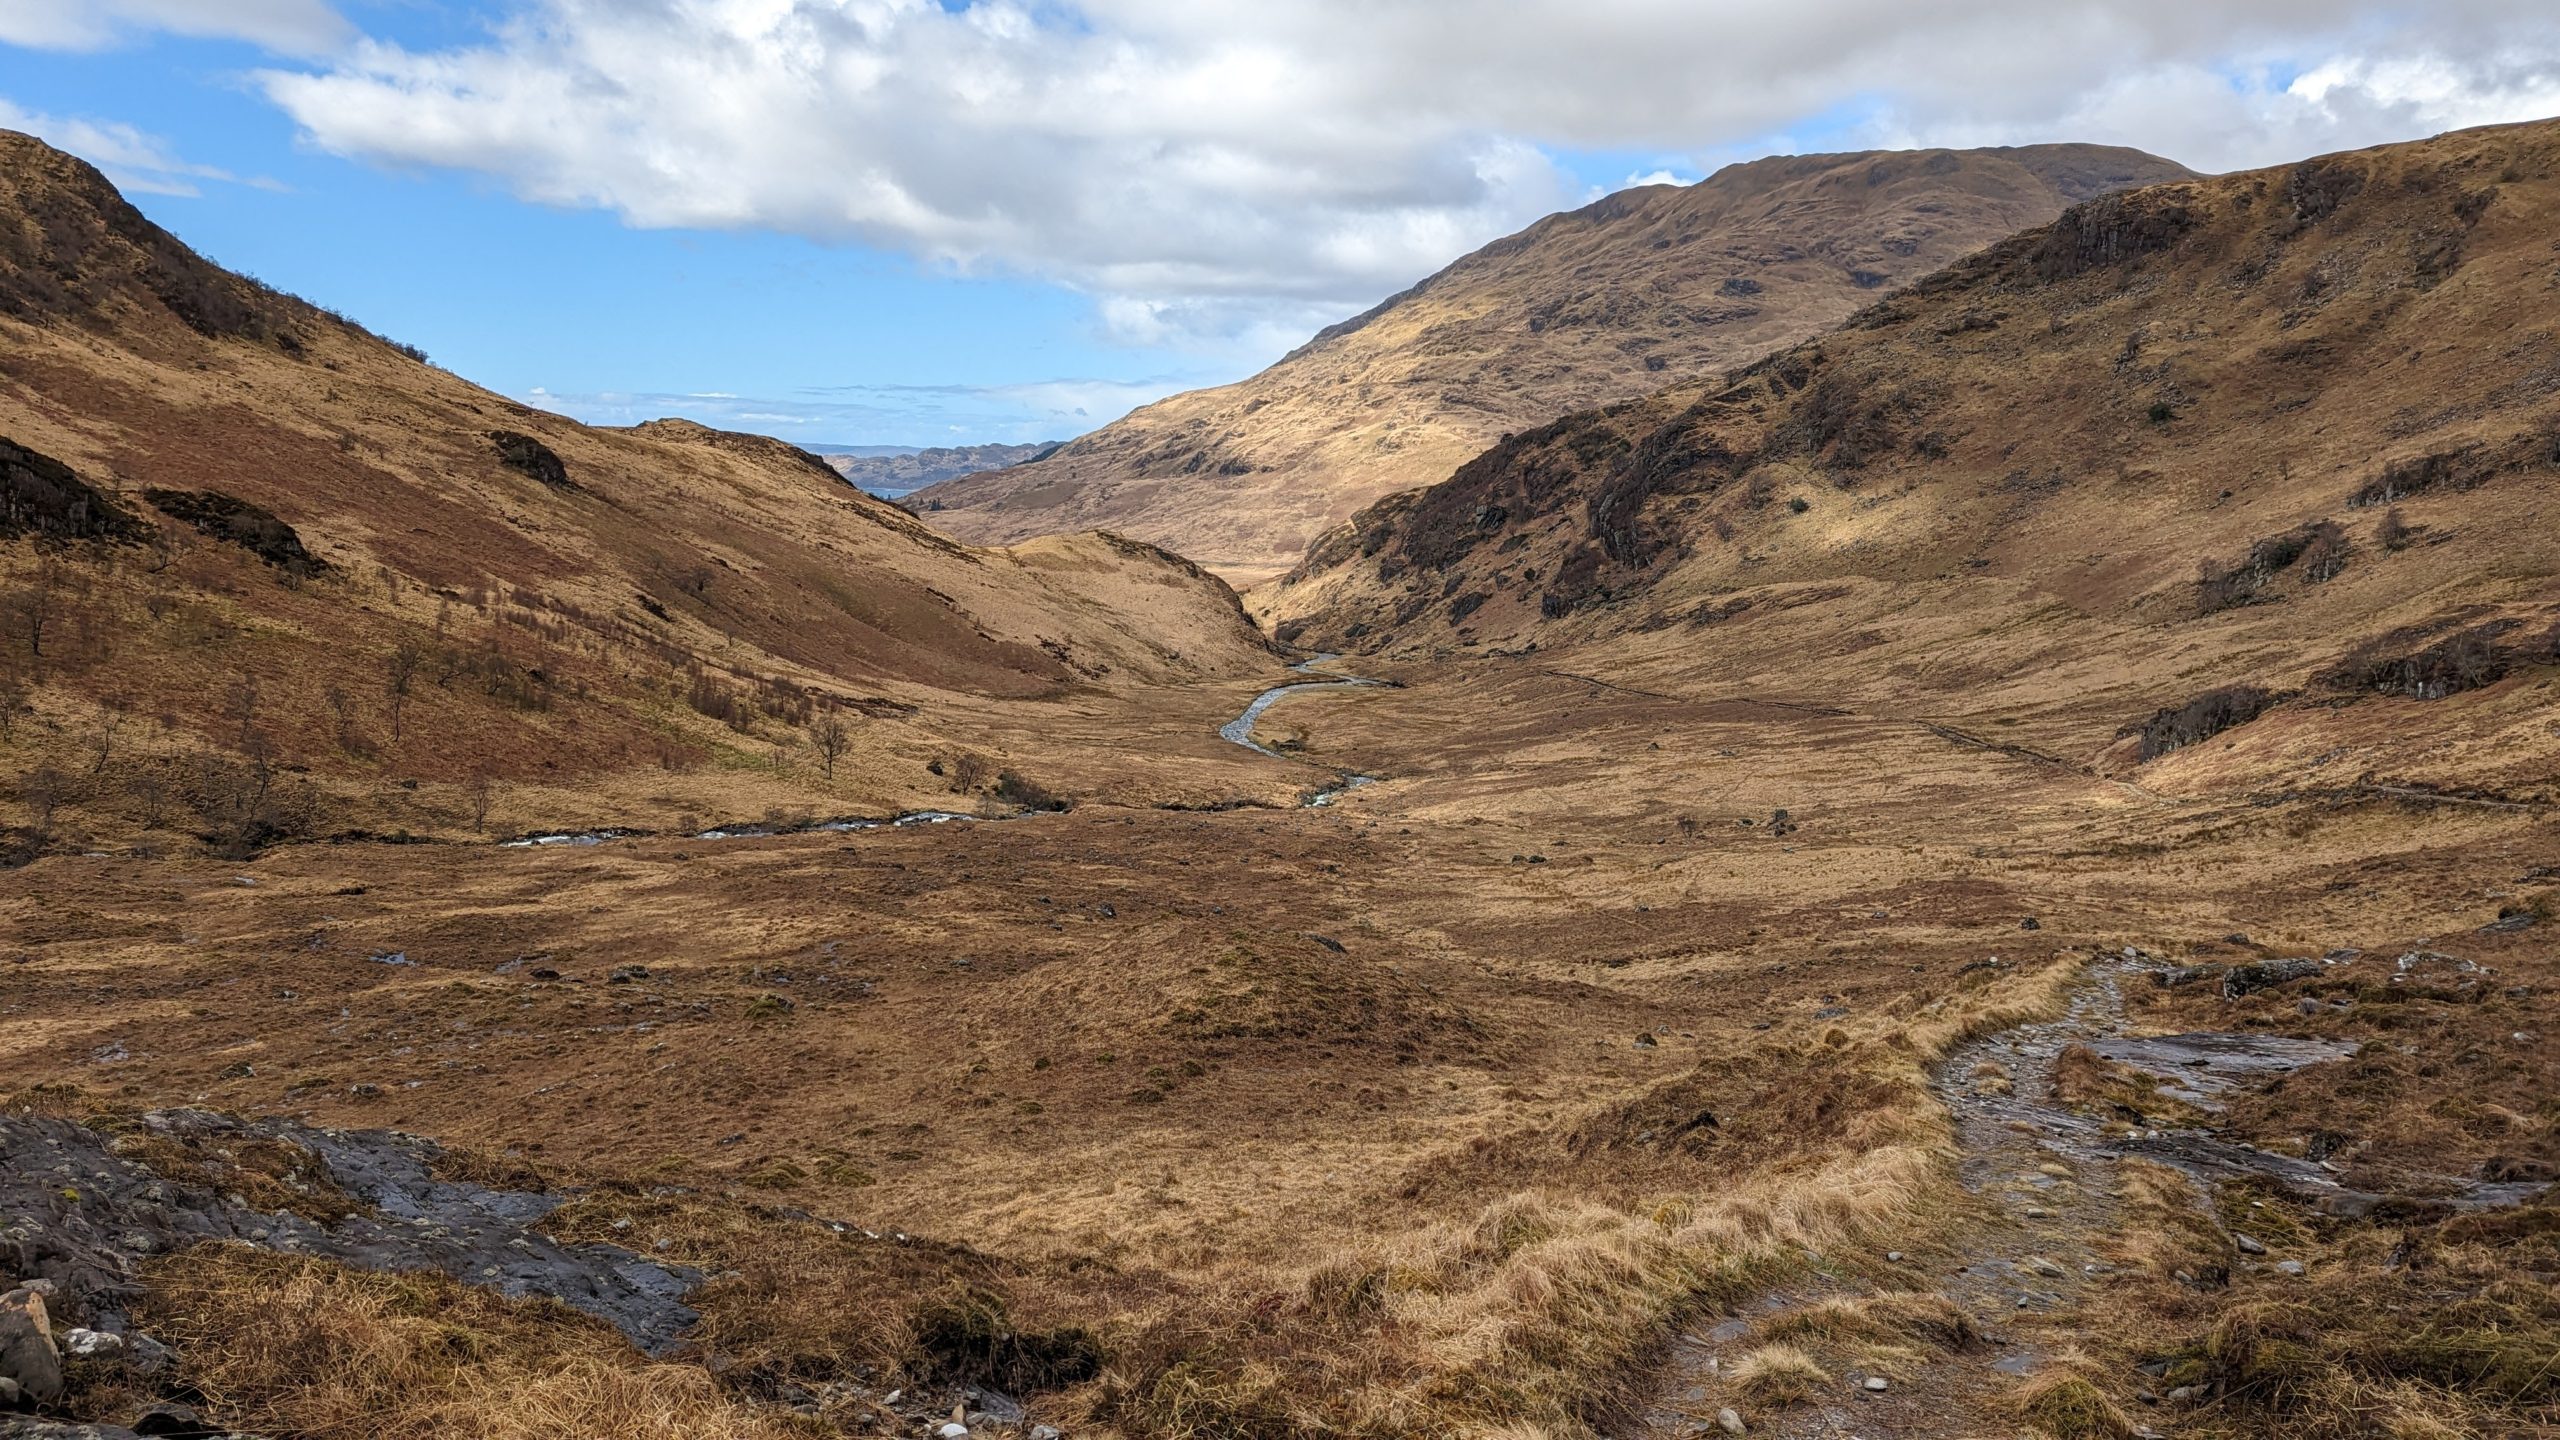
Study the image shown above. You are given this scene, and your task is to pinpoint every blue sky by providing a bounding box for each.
[0,17,1224,446]
[3,3,2554,449]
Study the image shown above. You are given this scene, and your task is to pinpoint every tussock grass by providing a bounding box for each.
[2015,1370,2135,1439]
[1728,1343,1831,1405]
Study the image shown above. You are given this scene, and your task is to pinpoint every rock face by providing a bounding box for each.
[0,1111,699,1354]
[1270,118,2560,675]
[915,144,2193,582]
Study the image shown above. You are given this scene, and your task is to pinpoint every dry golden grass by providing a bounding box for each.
[1727,1344,1832,1406]
[138,1247,814,1440]
[2014,1369,2136,1440]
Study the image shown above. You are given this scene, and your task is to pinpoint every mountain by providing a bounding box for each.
[913,143,2195,583]
[1269,118,2560,783]
[0,130,1275,856]
[823,441,1060,497]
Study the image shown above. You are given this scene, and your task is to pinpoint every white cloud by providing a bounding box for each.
[0,0,348,54]
[222,1,2560,341]
[0,99,253,196]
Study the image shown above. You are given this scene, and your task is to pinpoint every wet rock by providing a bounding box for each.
[0,1113,699,1355]
[2222,958,2323,998]
[0,1286,62,1405]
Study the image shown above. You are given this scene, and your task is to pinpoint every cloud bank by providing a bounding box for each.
[24,1,2560,343]
[0,0,347,55]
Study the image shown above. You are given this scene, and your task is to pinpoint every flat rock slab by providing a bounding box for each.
[0,1110,698,1354]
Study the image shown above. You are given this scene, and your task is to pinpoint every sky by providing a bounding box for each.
[3,3,2558,448]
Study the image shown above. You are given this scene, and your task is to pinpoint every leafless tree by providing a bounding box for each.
[88,698,126,775]
[223,675,262,750]
[2,560,62,679]
[463,771,498,834]
[813,710,852,778]
[23,765,66,836]
[130,771,169,830]
[383,641,424,741]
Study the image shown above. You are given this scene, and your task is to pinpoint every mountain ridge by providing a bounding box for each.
[912,142,2195,582]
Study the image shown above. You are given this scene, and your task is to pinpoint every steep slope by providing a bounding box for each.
[1273,117,2560,789]
[914,144,2193,582]
[0,130,1278,856]
[822,441,1059,496]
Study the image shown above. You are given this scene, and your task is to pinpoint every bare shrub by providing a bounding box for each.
[2130,685,2277,760]
[2322,623,2514,700]
[994,770,1070,813]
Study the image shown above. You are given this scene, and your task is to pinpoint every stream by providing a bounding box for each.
[501,657,1384,848]
[1217,653,1386,805]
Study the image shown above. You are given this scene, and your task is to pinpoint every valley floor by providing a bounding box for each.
[5,643,2556,1440]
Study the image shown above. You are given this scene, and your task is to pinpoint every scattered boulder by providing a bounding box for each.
[2222,958,2322,998]
[2153,963,2226,990]
[489,430,573,490]
[0,1285,62,1405]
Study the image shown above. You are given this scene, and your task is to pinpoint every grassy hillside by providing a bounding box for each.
[0,130,1284,861]
[916,145,2191,583]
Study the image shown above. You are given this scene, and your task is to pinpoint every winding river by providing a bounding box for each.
[502,656,1382,848]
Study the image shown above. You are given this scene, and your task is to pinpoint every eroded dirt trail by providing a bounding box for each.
[1623,955,2467,1439]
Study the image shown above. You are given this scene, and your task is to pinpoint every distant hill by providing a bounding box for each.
[913,144,2195,583]
[819,441,1060,497]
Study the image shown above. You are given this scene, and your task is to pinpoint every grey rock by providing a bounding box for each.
[2275,1260,2305,1276]
[1715,1407,1747,1435]
[2222,958,2323,998]
[1,1112,699,1355]
[0,1287,63,1405]
[1862,1376,1889,1391]
[2233,1233,2266,1255]
[2153,963,2226,989]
